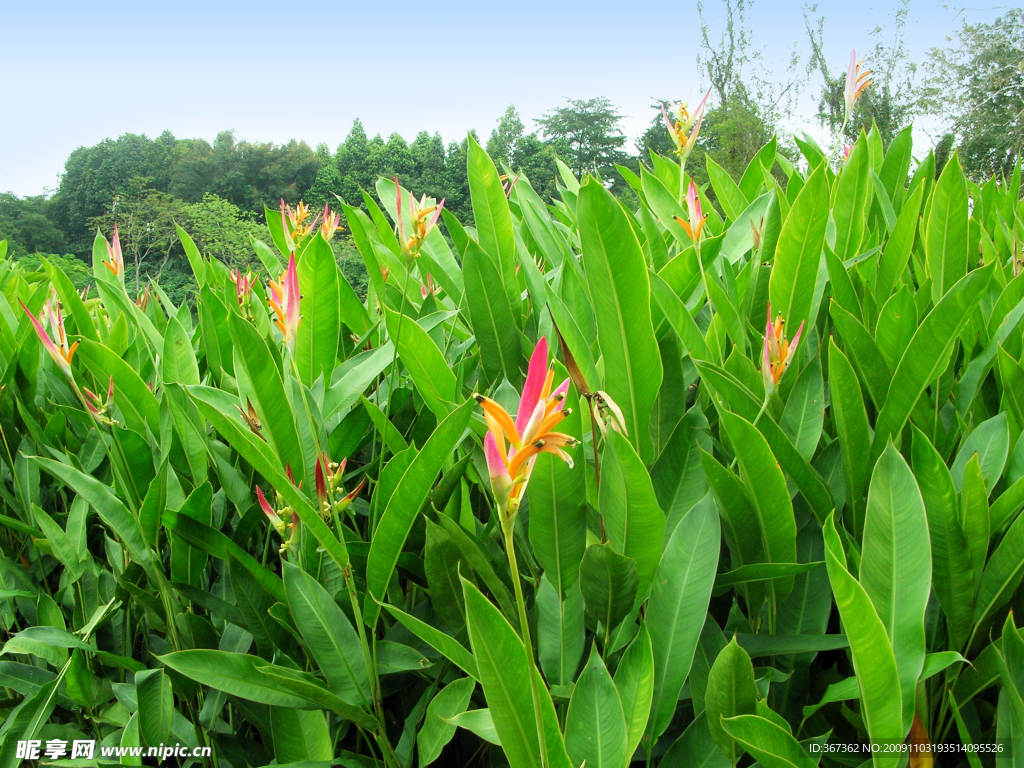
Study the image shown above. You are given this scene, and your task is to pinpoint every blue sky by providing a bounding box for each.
[0,0,1006,196]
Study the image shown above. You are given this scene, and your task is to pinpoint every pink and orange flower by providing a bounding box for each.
[103,225,124,279]
[662,89,711,163]
[844,50,872,117]
[268,255,301,351]
[473,338,578,526]
[675,181,708,243]
[762,302,804,396]
[395,178,444,258]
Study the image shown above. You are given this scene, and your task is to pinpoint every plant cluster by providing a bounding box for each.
[3,72,1024,768]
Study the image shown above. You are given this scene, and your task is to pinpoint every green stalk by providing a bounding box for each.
[503,519,550,768]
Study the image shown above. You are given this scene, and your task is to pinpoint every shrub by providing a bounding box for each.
[0,126,1021,768]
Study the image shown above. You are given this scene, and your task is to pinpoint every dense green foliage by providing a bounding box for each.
[4,111,1024,768]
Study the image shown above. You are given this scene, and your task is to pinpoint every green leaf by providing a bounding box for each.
[446,709,501,745]
[647,500,721,741]
[564,644,628,768]
[463,238,522,388]
[832,136,872,260]
[660,711,730,768]
[859,442,931,732]
[158,651,327,710]
[720,715,817,768]
[424,518,467,634]
[536,576,585,687]
[462,579,572,768]
[828,339,872,537]
[269,709,333,764]
[925,150,969,303]
[76,339,160,436]
[769,162,830,333]
[578,178,663,461]
[962,455,991,591]
[707,155,748,221]
[614,624,654,760]
[875,182,924,302]
[417,677,476,768]
[828,301,892,411]
[719,410,798,603]
[652,407,710,534]
[383,307,457,421]
[529,447,586,597]
[163,507,284,603]
[875,287,918,377]
[578,543,638,636]
[295,233,341,385]
[185,385,352,582]
[705,637,759,763]
[951,412,1010,492]
[975,506,1024,627]
[650,270,711,361]
[135,669,172,747]
[822,513,904,747]
[163,315,199,386]
[229,313,306,483]
[366,400,472,620]
[381,603,479,681]
[599,430,666,595]
[282,561,370,709]
[873,264,994,459]
[911,426,974,650]
[713,562,823,594]
[780,357,824,462]
[32,457,154,577]
[468,135,519,312]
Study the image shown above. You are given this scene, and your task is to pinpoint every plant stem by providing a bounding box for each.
[503,520,550,768]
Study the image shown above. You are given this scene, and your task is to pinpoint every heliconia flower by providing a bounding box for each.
[230,269,254,308]
[842,144,853,160]
[320,203,344,240]
[135,286,151,311]
[761,302,804,396]
[420,273,443,299]
[843,50,872,117]
[103,225,124,279]
[314,455,329,507]
[256,486,288,537]
[268,254,301,351]
[84,376,116,424]
[21,299,77,378]
[395,177,445,258]
[593,390,628,437]
[674,181,708,243]
[500,173,520,198]
[663,88,711,162]
[473,337,578,525]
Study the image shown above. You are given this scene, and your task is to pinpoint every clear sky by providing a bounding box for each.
[0,0,1007,197]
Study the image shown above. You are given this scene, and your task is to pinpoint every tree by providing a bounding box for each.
[411,131,447,200]
[88,177,186,295]
[536,97,628,184]
[181,193,269,271]
[442,134,477,220]
[513,134,562,201]
[804,0,920,147]
[923,9,1024,180]
[53,131,177,254]
[336,119,373,203]
[487,105,525,169]
[305,144,344,211]
[0,194,66,256]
